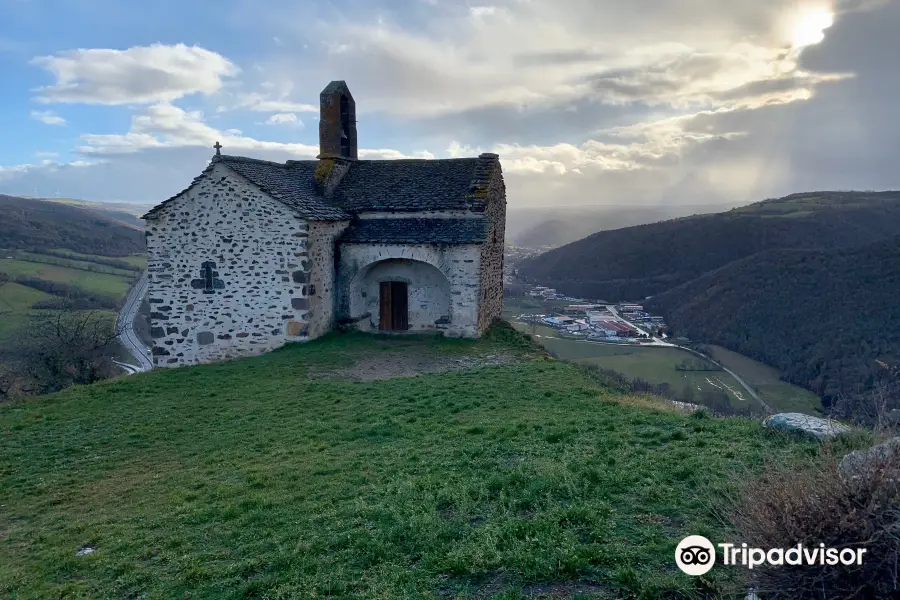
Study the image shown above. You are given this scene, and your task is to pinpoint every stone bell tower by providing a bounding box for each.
[318,80,357,160]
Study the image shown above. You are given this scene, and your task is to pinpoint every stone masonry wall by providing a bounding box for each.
[337,243,482,337]
[306,220,349,339]
[144,162,315,367]
[475,157,507,334]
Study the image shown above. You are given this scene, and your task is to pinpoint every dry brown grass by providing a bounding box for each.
[726,444,900,599]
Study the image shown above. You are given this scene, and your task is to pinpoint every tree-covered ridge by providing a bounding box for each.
[0,195,145,257]
[517,191,900,301]
[646,236,900,406]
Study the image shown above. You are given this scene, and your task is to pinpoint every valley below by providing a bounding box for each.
[513,190,900,419]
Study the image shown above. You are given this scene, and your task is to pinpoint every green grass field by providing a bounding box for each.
[0,282,55,340]
[504,297,823,415]
[0,329,820,599]
[49,248,148,270]
[511,323,761,412]
[120,254,148,269]
[0,259,135,297]
[13,252,138,278]
[703,345,822,414]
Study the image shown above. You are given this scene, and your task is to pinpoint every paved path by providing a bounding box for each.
[668,343,771,413]
[115,272,152,373]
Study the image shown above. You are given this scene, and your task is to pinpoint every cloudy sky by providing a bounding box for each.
[0,0,897,209]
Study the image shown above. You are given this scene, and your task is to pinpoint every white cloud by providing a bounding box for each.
[4,0,897,211]
[73,101,431,162]
[239,0,852,132]
[264,112,303,127]
[30,110,66,125]
[0,159,98,183]
[470,6,498,18]
[359,148,436,160]
[31,43,239,105]
[230,92,318,113]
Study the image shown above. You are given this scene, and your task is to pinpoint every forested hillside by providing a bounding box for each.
[646,236,900,406]
[0,195,145,256]
[509,203,743,248]
[517,191,900,300]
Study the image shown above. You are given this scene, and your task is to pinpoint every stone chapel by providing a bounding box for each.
[142,81,507,367]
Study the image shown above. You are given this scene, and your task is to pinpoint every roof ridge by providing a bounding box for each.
[355,157,479,164]
[218,154,291,167]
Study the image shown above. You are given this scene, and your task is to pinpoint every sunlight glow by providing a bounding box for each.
[792,9,835,48]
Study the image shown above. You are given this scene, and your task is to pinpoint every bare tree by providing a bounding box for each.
[831,361,900,434]
[12,303,124,395]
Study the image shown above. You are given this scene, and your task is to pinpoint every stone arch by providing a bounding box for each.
[348,257,452,332]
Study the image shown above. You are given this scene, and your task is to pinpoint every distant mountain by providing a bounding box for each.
[517,191,900,300]
[42,198,152,229]
[508,203,745,248]
[0,195,145,256]
[645,236,900,406]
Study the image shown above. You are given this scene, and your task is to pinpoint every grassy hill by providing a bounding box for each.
[0,195,145,257]
[0,328,819,599]
[0,195,147,348]
[646,236,900,406]
[517,191,900,300]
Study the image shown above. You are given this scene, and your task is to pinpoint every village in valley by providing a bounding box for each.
[513,285,671,344]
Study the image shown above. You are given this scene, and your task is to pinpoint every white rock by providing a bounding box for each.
[75,546,95,557]
[762,413,852,441]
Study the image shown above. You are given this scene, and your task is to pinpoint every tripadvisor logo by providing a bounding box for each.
[676,536,716,576]
[675,535,868,576]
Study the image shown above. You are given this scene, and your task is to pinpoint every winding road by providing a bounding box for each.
[603,305,770,410]
[115,272,153,373]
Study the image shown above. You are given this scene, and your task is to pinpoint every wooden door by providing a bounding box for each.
[380,281,392,330]
[379,281,409,331]
[392,282,408,331]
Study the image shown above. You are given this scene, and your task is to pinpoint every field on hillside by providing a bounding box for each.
[50,248,148,270]
[0,259,135,297]
[0,279,117,343]
[702,345,822,414]
[0,248,143,359]
[12,251,138,278]
[0,282,54,339]
[504,296,822,415]
[0,329,820,599]
[509,322,763,413]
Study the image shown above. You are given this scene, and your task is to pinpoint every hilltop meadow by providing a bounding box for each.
[0,326,828,599]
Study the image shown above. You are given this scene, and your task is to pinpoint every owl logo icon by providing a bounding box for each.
[676,535,716,576]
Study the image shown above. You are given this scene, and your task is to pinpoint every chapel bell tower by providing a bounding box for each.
[318,81,357,160]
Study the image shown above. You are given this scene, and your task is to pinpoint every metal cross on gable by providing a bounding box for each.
[213,141,222,156]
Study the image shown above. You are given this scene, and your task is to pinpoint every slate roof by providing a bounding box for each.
[328,159,483,213]
[340,218,489,245]
[218,156,349,220]
[142,156,349,221]
[143,153,501,221]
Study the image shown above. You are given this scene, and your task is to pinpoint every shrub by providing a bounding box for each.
[726,448,900,599]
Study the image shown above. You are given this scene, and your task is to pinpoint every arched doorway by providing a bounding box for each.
[349,258,451,332]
